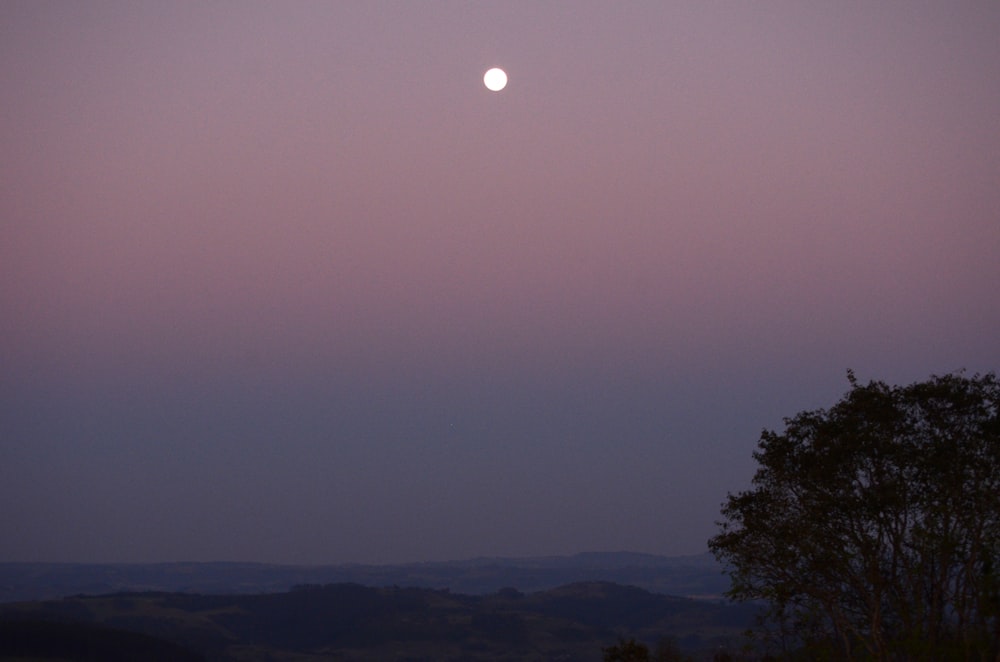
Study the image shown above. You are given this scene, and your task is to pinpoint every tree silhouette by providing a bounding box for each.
[603,637,651,661]
[710,372,1000,660]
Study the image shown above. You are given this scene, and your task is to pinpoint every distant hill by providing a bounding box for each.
[0,552,731,603]
[0,581,757,661]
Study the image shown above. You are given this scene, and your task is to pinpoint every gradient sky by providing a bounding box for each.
[2,1,999,564]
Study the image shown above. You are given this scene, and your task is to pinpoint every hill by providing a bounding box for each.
[0,552,729,603]
[0,581,757,661]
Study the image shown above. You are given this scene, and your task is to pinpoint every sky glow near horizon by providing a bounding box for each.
[2,2,999,564]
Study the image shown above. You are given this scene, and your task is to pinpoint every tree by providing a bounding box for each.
[603,637,652,662]
[603,635,693,662]
[709,372,1000,660]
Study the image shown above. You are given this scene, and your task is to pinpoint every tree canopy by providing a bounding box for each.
[709,371,1000,660]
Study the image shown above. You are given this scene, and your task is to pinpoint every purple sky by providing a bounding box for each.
[2,2,999,564]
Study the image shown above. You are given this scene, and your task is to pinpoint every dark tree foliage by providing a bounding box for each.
[604,636,652,661]
[603,636,694,661]
[710,372,1000,661]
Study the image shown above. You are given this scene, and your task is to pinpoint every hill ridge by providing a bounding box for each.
[0,579,755,661]
[0,551,728,603]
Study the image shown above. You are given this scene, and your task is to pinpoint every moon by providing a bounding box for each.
[483,67,507,92]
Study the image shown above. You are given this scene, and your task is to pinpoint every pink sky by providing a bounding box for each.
[2,2,998,563]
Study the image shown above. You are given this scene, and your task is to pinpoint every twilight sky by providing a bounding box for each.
[2,1,999,565]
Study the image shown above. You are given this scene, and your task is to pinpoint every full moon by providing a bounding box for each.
[483,67,507,92]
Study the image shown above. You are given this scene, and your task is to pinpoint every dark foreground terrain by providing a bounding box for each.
[0,581,757,661]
